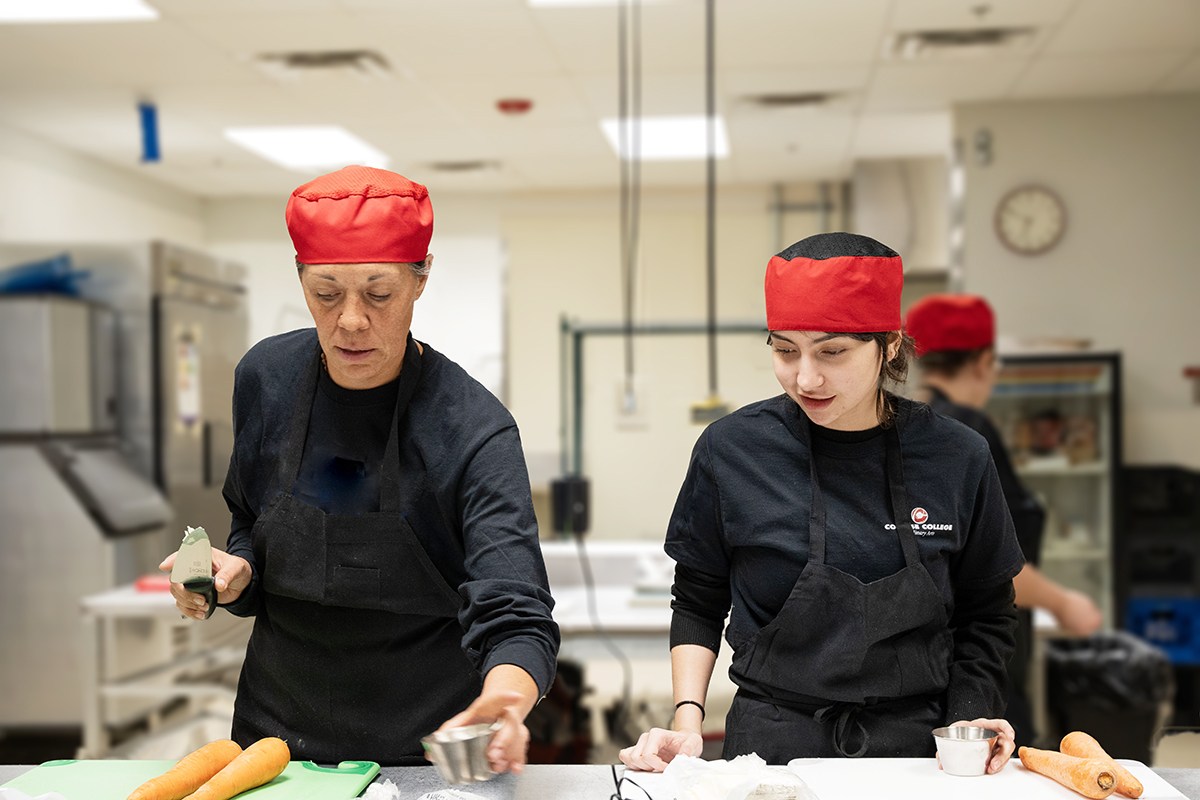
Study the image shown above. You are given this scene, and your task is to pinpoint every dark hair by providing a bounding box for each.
[767,330,915,428]
[918,346,992,378]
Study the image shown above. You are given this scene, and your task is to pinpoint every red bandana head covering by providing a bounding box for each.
[285,165,433,264]
[764,232,903,332]
[904,294,995,356]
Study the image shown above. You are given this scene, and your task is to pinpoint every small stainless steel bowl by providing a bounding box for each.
[421,722,502,786]
[932,726,998,777]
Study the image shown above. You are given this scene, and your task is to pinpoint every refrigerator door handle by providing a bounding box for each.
[202,419,213,488]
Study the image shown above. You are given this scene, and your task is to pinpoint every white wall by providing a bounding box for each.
[955,93,1200,469]
[504,185,845,540]
[0,122,201,246]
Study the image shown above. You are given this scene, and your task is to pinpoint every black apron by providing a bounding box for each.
[725,422,951,761]
[231,339,481,765]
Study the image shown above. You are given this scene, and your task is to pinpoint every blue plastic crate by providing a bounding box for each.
[1126,597,1200,665]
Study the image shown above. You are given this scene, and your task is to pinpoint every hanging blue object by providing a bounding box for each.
[138,101,160,163]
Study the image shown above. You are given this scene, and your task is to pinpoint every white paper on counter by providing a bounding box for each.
[0,788,67,800]
[621,758,1187,800]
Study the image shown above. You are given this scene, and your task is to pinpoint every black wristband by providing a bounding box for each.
[675,699,705,721]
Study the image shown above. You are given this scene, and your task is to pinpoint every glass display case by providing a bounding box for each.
[984,352,1122,625]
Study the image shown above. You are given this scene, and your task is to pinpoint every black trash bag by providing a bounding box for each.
[1045,631,1175,763]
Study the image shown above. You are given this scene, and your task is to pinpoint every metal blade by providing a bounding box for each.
[171,525,217,619]
[170,526,212,583]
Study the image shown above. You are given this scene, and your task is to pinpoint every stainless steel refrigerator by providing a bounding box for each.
[0,241,249,731]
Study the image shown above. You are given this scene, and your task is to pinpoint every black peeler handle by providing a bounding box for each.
[182,577,217,620]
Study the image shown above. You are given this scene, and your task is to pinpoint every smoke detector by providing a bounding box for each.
[254,50,392,82]
[887,27,1037,59]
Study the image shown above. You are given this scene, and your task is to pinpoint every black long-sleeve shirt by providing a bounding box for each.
[220,329,560,696]
[667,394,1023,723]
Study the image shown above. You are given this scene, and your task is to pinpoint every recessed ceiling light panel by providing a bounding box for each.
[0,0,158,23]
[224,126,390,172]
[600,115,730,161]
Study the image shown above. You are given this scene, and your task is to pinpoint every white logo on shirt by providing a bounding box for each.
[884,508,954,536]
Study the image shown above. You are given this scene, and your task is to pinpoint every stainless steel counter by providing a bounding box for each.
[2,763,1198,800]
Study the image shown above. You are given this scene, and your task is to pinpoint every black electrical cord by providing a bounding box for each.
[704,0,718,398]
[575,531,636,747]
[618,0,642,402]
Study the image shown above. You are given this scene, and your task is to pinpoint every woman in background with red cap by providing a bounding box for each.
[905,294,1103,748]
[160,166,559,771]
[621,233,1023,771]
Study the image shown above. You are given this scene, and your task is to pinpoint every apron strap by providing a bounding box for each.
[806,413,918,568]
[379,335,423,513]
[807,443,827,564]
[277,344,323,488]
[884,424,922,568]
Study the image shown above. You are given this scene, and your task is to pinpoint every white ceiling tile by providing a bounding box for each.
[530,1,705,75]
[716,0,892,68]
[575,72,721,118]
[502,154,616,190]
[1156,53,1200,92]
[865,59,1028,110]
[725,111,855,183]
[484,122,612,159]
[172,10,370,55]
[1012,51,1197,99]
[1045,0,1200,54]
[3,18,255,88]
[890,0,1073,30]
[350,7,563,77]
[851,111,952,158]
[151,0,340,15]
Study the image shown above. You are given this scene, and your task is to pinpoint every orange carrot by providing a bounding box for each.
[181,737,290,800]
[126,739,243,800]
[1061,731,1144,798]
[1019,746,1117,799]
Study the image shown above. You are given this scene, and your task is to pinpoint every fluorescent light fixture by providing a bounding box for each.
[0,0,158,23]
[529,0,670,6]
[600,115,730,161]
[224,126,390,172]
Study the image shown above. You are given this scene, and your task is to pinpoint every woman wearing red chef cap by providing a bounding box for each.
[620,233,1023,772]
[906,293,1102,749]
[160,166,558,771]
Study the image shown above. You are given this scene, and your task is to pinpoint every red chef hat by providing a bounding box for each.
[764,232,903,332]
[904,294,995,356]
[285,165,433,264]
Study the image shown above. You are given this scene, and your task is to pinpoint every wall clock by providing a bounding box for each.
[994,184,1067,256]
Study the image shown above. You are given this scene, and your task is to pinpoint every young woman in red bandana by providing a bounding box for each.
[621,233,1023,771]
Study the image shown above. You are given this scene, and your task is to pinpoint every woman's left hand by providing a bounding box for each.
[433,689,530,775]
[949,718,1016,774]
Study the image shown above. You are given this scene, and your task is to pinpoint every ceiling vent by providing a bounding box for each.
[428,160,501,174]
[743,92,835,109]
[254,50,392,82]
[887,27,1036,59]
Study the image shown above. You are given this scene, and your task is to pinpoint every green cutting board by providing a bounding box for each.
[3,758,380,800]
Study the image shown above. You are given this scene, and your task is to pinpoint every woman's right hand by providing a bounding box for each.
[159,546,251,619]
[619,728,703,772]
